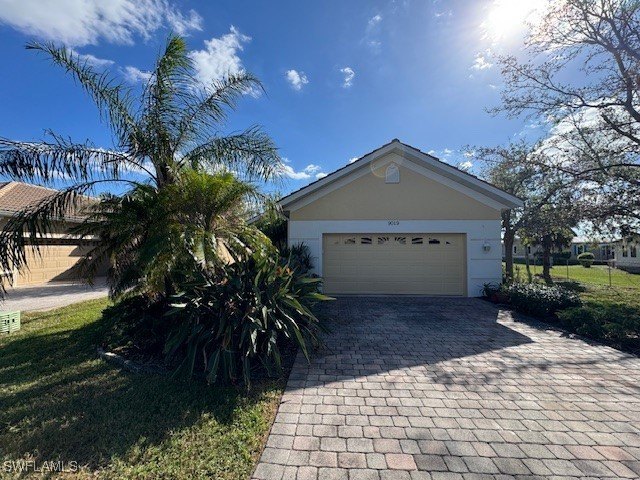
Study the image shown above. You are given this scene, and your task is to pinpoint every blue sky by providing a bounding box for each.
[0,0,544,194]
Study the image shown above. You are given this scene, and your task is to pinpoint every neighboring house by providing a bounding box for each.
[501,236,614,263]
[569,236,615,261]
[501,237,543,259]
[613,234,640,273]
[0,181,97,287]
[277,139,523,297]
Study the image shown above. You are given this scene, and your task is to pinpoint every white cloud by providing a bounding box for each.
[364,13,383,52]
[165,8,202,36]
[434,10,453,19]
[315,172,328,179]
[122,65,152,83]
[458,160,473,171]
[189,26,251,87]
[70,49,114,68]
[471,52,493,70]
[285,69,309,91]
[367,14,383,29]
[348,157,359,164]
[0,0,202,46]
[282,163,325,180]
[340,67,355,88]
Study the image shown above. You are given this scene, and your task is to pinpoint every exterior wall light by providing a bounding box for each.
[483,242,491,252]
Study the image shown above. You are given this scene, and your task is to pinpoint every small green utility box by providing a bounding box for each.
[0,311,20,334]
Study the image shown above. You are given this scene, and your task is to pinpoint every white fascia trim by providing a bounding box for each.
[279,142,398,209]
[285,148,508,212]
[280,142,523,212]
[398,144,523,208]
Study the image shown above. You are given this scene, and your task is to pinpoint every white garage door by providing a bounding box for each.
[323,233,466,295]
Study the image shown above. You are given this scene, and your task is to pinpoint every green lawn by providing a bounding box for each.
[0,299,285,479]
[510,262,640,289]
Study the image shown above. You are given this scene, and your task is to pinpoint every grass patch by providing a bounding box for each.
[0,299,286,479]
[510,262,640,289]
[557,285,640,354]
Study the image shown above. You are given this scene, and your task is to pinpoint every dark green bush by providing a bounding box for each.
[281,242,314,275]
[254,209,287,251]
[503,282,581,317]
[101,296,171,357]
[577,252,595,268]
[554,280,587,292]
[164,249,331,386]
[482,282,501,297]
[557,305,640,348]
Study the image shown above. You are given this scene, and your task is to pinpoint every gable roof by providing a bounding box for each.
[0,181,92,221]
[0,181,60,214]
[278,139,524,211]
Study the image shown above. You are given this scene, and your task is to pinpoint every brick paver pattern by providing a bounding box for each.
[253,297,640,480]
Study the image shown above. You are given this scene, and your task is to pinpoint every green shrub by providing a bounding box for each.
[577,252,595,268]
[554,280,587,292]
[503,282,581,317]
[557,304,640,348]
[482,282,501,298]
[101,296,172,357]
[164,249,332,386]
[254,208,287,251]
[281,242,314,275]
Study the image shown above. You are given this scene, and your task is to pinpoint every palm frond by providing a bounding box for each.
[26,42,139,149]
[0,182,97,295]
[0,136,129,184]
[175,73,263,148]
[139,36,192,184]
[181,127,282,181]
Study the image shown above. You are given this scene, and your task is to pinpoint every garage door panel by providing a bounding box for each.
[17,244,92,286]
[323,233,465,295]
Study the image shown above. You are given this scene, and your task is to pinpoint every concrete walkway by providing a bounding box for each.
[253,297,640,480]
[1,278,108,312]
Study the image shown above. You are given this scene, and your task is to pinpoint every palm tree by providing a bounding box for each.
[76,170,268,298]
[0,36,283,297]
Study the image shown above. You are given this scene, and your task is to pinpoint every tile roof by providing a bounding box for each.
[0,181,91,220]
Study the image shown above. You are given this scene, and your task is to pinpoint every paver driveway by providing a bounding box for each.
[253,297,640,480]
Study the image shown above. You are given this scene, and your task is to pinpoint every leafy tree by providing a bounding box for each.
[0,36,283,298]
[493,0,640,233]
[495,0,640,159]
[474,141,567,280]
[519,193,580,283]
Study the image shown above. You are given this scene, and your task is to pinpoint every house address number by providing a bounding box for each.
[388,220,400,226]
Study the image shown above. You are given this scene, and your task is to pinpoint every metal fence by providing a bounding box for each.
[510,258,640,289]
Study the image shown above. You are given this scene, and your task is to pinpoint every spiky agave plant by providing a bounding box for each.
[0,36,283,298]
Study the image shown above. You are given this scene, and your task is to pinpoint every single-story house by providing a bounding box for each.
[613,234,640,273]
[570,236,615,261]
[278,139,523,297]
[501,237,543,259]
[502,236,615,263]
[0,181,97,287]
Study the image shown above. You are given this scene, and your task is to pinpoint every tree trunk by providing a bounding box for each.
[503,230,515,282]
[502,210,515,281]
[542,237,553,284]
[524,247,532,283]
